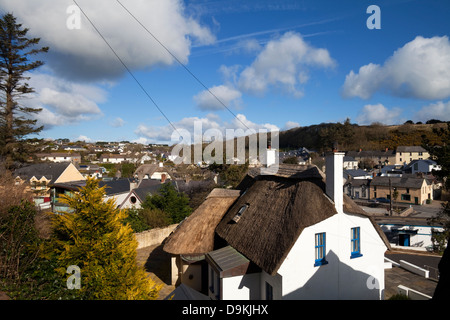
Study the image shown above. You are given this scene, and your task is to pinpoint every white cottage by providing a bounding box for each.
[164,153,391,300]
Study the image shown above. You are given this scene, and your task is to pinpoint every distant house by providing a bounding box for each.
[370,175,433,205]
[164,154,390,300]
[36,153,81,164]
[403,159,441,174]
[395,146,430,165]
[13,162,85,207]
[376,216,444,250]
[134,163,175,182]
[99,154,138,164]
[344,179,371,200]
[343,169,373,181]
[120,179,177,209]
[346,149,396,166]
[51,178,134,212]
[343,156,358,170]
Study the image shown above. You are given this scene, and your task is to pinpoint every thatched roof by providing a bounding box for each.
[215,164,391,276]
[215,175,337,276]
[163,188,241,255]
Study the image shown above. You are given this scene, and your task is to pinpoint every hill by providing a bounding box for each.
[279,120,449,152]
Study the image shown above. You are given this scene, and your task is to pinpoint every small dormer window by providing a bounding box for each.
[232,204,249,223]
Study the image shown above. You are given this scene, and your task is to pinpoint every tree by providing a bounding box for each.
[47,177,161,300]
[142,183,192,224]
[0,13,48,171]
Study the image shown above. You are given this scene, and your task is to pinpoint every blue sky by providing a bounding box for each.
[1,0,449,144]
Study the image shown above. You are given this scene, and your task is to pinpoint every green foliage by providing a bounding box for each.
[209,162,249,188]
[142,183,192,224]
[0,201,41,280]
[283,156,299,164]
[0,13,48,170]
[122,208,150,233]
[46,177,161,300]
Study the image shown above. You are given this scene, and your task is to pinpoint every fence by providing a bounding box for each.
[134,224,179,249]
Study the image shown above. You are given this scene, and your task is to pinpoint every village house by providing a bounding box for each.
[163,152,391,300]
[134,163,175,182]
[403,159,441,175]
[13,162,85,208]
[119,179,177,209]
[344,178,371,200]
[98,154,138,164]
[346,148,396,166]
[395,146,430,165]
[36,152,81,164]
[370,175,433,205]
[375,216,445,250]
[343,156,358,170]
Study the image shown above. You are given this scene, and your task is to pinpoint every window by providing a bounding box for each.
[209,266,220,300]
[265,282,273,300]
[351,227,362,258]
[314,232,327,266]
[401,194,411,201]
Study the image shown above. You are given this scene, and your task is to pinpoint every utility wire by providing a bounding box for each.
[115,0,251,131]
[72,0,182,137]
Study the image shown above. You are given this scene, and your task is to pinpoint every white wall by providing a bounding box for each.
[222,273,261,300]
[277,212,387,300]
[378,224,443,249]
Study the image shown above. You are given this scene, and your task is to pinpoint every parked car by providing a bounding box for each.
[376,197,391,203]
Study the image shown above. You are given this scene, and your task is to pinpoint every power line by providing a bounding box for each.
[115,0,251,130]
[72,0,182,138]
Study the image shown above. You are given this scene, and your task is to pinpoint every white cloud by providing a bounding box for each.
[237,32,335,97]
[413,101,450,123]
[1,0,215,81]
[76,135,93,142]
[284,121,300,130]
[110,117,125,128]
[135,113,279,144]
[194,85,242,111]
[343,36,450,100]
[24,72,106,129]
[356,103,403,125]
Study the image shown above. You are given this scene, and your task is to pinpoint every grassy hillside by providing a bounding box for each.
[279,121,449,152]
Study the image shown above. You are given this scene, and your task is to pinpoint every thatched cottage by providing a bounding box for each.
[163,152,391,300]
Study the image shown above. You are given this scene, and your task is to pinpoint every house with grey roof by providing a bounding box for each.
[14,163,85,207]
[395,146,430,165]
[403,159,441,175]
[370,175,433,205]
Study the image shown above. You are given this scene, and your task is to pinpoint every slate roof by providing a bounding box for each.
[370,175,429,189]
[396,146,428,153]
[14,163,71,183]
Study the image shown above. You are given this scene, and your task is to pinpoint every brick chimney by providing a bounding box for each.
[326,146,345,213]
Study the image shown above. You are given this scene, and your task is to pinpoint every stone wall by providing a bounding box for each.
[134,224,178,249]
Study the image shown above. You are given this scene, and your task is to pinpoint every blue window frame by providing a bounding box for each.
[351,227,363,258]
[314,232,327,266]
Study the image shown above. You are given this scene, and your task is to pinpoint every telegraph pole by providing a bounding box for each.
[389,178,392,216]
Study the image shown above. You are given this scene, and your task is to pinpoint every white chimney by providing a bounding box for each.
[325,151,345,213]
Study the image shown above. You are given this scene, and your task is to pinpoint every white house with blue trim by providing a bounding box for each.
[165,152,391,300]
[376,216,444,251]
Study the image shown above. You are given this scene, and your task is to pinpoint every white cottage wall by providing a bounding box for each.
[277,212,387,300]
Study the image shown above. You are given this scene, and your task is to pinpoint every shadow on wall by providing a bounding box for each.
[236,251,384,300]
[284,251,383,300]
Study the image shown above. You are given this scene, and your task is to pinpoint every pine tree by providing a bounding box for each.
[0,13,48,171]
[48,177,161,300]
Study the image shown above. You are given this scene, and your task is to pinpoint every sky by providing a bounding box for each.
[1,0,449,145]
